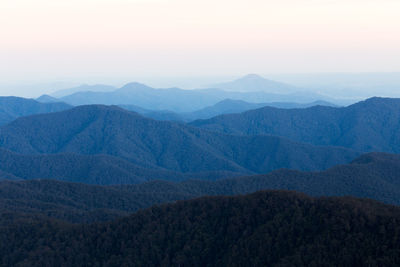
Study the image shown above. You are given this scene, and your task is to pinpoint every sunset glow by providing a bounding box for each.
[1,0,399,81]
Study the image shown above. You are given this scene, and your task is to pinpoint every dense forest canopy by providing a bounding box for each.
[1,190,400,266]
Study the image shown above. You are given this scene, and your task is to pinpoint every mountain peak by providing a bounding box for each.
[240,74,266,81]
[119,82,153,91]
[350,96,400,109]
[213,74,299,93]
[36,94,61,103]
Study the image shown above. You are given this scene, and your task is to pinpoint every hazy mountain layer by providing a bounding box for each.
[50,84,116,98]
[59,79,340,112]
[211,73,301,93]
[0,96,72,125]
[121,99,338,122]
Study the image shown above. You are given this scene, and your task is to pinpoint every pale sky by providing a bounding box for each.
[1,0,400,84]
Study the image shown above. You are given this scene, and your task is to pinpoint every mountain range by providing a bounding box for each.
[50,84,117,98]
[121,99,337,122]
[55,75,343,112]
[1,82,400,266]
[211,73,302,93]
[1,152,400,225]
[0,105,359,179]
[192,97,400,153]
[0,94,338,126]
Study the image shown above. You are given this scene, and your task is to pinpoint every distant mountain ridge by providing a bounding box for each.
[120,99,338,122]
[211,73,301,93]
[57,77,343,112]
[0,96,72,125]
[192,97,400,153]
[51,84,116,98]
[181,99,338,121]
[36,94,61,103]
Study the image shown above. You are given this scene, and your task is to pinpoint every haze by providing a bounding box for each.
[0,0,399,96]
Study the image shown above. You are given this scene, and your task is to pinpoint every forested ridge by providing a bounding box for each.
[0,104,359,178]
[0,148,245,184]
[192,97,400,153]
[1,190,400,266]
[1,96,400,266]
[1,152,400,224]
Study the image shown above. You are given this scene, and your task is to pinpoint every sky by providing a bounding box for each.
[0,0,400,95]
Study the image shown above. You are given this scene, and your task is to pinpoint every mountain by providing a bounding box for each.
[120,99,338,122]
[183,99,267,120]
[182,99,339,121]
[0,105,359,176]
[59,82,343,112]
[212,73,301,93]
[263,100,338,109]
[192,97,400,153]
[1,152,400,225]
[2,190,400,266]
[200,152,400,205]
[35,94,61,103]
[50,84,116,98]
[0,96,72,125]
[60,82,222,112]
[120,99,269,122]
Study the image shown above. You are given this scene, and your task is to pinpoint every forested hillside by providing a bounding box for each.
[192,97,400,153]
[1,190,400,266]
[1,152,400,225]
[0,105,359,176]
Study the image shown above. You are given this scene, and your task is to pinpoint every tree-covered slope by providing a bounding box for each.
[192,97,400,153]
[0,105,359,174]
[1,152,400,225]
[1,190,400,266]
[0,148,192,185]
